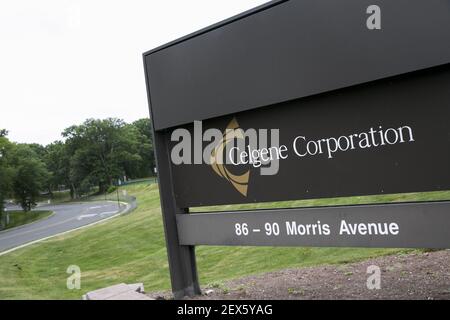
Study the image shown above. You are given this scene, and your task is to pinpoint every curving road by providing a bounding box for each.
[0,201,126,254]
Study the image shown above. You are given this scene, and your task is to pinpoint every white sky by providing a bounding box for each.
[0,0,269,145]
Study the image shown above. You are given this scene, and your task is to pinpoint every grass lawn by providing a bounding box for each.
[0,182,448,299]
[1,210,53,231]
[46,191,72,204]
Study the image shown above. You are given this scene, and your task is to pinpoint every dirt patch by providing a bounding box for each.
[147,250,450,300]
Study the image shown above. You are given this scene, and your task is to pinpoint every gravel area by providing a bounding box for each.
[147,250,450,300]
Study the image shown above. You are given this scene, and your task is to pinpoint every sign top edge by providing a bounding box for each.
[142,0,286,58]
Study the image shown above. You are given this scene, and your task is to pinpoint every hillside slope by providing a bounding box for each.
[0,182,448,299]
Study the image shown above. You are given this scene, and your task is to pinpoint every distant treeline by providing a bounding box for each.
[0,118,155,213]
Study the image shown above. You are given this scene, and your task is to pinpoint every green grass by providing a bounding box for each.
[0,183,448,300]
[122,177,157,186]
[193,190,450,212]
[1,210,53,231]
[38,190,72,205]
[48,191,72,203]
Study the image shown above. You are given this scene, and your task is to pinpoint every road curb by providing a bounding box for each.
[0,211,56,235]
[0,200,135,257]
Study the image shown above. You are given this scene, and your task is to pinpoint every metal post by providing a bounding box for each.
[144,55,201,299]
[116,186,120,211]
[152,130,201,299]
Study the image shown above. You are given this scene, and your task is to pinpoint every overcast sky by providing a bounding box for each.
[0,0,268,145]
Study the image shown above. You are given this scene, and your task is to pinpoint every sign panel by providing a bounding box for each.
[143,0,450,297]
[145,0,450,130]
[169,65,450,207]
[177,202,450,248]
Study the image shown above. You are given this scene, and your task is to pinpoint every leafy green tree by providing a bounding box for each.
[0,132,14,223]
[44,141,74,197]
[63,118,142,194]
[19,143,54,196]
[10,145,50,211]
[27,143,47,160]
[130,118,155,178]
[0,118,156,208]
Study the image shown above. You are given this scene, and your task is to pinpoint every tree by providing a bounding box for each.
[130,118,155,177]
[63,118,142,194]
[0,118,156,208]
[45,141,72,196]
[27,143,47,160]
[21,143,53,196]
[0,132,14,223]
[10,145,50,211]
[0,129,8,138]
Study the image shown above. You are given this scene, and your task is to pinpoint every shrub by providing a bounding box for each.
[107,185,117,194]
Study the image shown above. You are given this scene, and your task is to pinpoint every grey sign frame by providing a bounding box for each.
[177,201,450,248]
[143,0,450,298]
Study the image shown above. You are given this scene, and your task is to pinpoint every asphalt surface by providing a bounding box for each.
[0,201,125,253]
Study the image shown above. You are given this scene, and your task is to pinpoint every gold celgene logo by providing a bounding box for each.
[210,118,250,197]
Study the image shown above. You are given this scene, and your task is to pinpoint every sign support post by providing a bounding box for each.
[153,130,201,299]
[143,56,201,298]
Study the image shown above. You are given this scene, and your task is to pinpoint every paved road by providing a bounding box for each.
[0,201,125,253]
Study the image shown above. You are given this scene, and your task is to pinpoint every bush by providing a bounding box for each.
[107,185,117,194]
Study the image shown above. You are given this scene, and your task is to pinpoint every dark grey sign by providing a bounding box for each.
[170,65,450,207]
[143,0,450,298]
[145,0,450,130]
[178,201,450,248]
